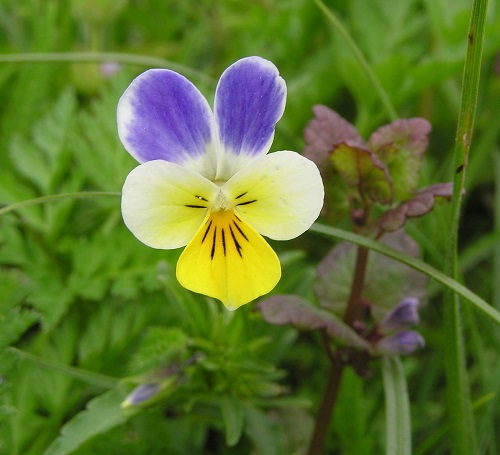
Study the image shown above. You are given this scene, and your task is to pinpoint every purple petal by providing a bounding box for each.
[379,298,420,333]
[375,331,425,356]
[118,69,215,168]
[215,57,286,159]
[125,383,161,406]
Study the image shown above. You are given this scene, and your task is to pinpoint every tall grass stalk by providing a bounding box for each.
[444,0,489,453]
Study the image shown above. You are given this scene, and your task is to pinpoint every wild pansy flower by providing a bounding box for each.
[118,57,324,310]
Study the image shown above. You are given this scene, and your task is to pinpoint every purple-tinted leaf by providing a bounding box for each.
[330,142,393,204]
[369,118,432,199]
[258,295,369,350]
[378,182,454,232]
[315,230,427,320]
[303,105,366,174]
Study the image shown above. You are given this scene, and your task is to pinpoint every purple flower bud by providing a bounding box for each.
[374,330,425,356]
[379,298,420,334]
[100,61,121,78]
[122,383,160,408]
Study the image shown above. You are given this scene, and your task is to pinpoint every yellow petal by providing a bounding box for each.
[176,210,281,310]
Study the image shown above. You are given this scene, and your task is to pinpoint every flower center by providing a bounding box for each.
[211,188,233,212]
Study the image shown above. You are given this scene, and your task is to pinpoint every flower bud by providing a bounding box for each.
[374,330,425,356]
[122,383,161,408]
[379,298,420,334]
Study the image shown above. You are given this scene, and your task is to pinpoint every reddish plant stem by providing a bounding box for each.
[343,246,370,326]
[307,245,370,455]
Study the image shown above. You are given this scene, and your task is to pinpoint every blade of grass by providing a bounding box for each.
[309,223,500,326]
[444,0,488,452]
[0,52,216,86]
[382,356,411,455]
[443,0,488,455]
[313,0,398,121]
[494,151,500,313]
[7,347,118,389]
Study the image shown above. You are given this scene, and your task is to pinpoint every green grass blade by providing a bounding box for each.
[444,0,489,453]
[0,52,215,86]
[8,347,118,389]
[382,356,411,455]
[309,223,500,326]
[313,0,398,121]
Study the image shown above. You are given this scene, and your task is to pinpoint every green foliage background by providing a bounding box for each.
[0,0,499,453]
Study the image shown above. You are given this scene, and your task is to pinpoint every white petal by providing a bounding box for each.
[121,160,219,249]
[224,151,324,240]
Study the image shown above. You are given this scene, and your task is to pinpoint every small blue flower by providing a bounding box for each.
[379,297,420,334]
[374,330,425,355]
[122,383,161,408]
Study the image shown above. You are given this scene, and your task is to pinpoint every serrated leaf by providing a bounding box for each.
[72,73,136,192]
[44,388,134,455]
[9,89,76,194]
[331,142,393,204]
[220,394,245,447]
[378,182,454,232]
[258,295,369,349]
[27,270,74,332]
[369,118,432,199]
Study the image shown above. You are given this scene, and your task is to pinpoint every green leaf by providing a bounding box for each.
[333,368,375,454]
[8,88,76,195]
[220,394,245,447]
[244,405,279,455]
[369,118,432,199]
[129,327,188,375]
[382,356,412,455]
[331,142,393,204]
[44,388,135,455]
[0,270,37,348]
[72,73,136,192]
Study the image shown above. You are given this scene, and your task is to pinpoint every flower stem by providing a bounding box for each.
[343,246,370,326]
[306,356,345,455]
[307,245,370,454]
